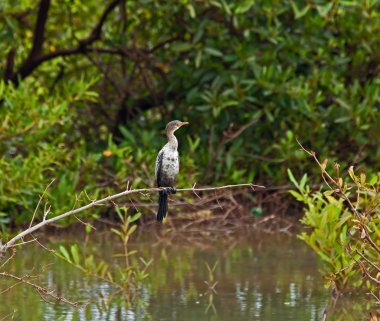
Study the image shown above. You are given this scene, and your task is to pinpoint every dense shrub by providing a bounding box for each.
[0,0,379,225]
[289,155,380,295]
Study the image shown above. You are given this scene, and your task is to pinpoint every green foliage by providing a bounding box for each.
[0,79,99,226]
[161,0,380,183]
[1,0,380,226]
[56,208,152,301]
[289,169,357,290]
[289,166,380,293]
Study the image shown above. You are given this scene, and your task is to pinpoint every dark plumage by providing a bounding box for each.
[155,120,189,222]
[157,191,168,222]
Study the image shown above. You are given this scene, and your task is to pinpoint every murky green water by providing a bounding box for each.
[0,228,368,320]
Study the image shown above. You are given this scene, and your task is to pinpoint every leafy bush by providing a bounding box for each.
[1,0,380,226]
[289,152,380,297]
[0,79,100,226]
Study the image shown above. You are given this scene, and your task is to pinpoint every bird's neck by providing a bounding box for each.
[166,131,178,150]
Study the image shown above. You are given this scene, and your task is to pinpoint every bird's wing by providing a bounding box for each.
[155,149,164,186]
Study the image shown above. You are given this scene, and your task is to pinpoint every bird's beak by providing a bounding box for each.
[180,121,189,126]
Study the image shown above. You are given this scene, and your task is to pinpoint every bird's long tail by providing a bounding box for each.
[157,190,168,222]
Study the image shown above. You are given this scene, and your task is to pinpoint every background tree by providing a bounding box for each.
[0,0,379,225]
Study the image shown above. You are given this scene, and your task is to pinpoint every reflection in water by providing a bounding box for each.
[0,229,368,320]
[204,261,218,315]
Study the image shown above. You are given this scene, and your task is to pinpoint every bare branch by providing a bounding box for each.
[353,258,380,285]
[29,179,55,228]
[4,48,16,80]
[0,271,80,307]
[0,248,16,269]
[7,0,120,84]
[78,0,119,48]
[0,183,263,254]
[0,309,16,321]
[355,249,380,273]
[217,114,262,151]
[28,0,51,61]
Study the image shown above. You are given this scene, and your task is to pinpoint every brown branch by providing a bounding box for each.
[119,0,127,34]
[149,35,183,53]
[79,0,119,48]
[345,244,380,286]
[0,183,263,254]
[4,48,16,80]
[353,258,380,285]
[6,8,33,24]
[355,249,380,273]
[0,271,80,307]
[7,0,120,84]
[0,248,16,270]
[28,0,51,61]
[217,113,262,152]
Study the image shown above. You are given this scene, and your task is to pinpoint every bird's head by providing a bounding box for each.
[166,120,189,133]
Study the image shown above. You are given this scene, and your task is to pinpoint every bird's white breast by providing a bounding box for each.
[161,147,179,177]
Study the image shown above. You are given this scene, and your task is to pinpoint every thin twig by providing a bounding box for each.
[0,310,16,321]
[0,248,16,269]
[29,179,55,228]
[355,249,380,273]
[0,272,80,307]
[354,258,380,285]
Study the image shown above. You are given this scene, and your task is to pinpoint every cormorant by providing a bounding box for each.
[155,120,189,222]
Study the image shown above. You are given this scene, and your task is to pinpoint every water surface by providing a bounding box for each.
[0,227,367,320]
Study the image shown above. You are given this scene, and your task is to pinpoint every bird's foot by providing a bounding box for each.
[167,187,176,194]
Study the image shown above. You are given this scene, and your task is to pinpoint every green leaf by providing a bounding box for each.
[334,116,351,123]
[220,0,232,15]
[85,225,92,234]
[115,207,125,222]
[59,246,72,263]
[127,224,137,236]
[300,174,308,190]
[289,190,304,202]
[71,244,81,265]
[316,3,333,17]
[291,2,310,19]
[204,47,223,57]
[111,228,124,240]
[126,250,138,257]
[171,42,192,52]
[98,262,109,278]
[129,212,141,223]
[251,207,263,217]
[195,50,203,68]
[369,175,378,186]
[187,4,196,18]
[287,168,299,189]
[235,1,255,14]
